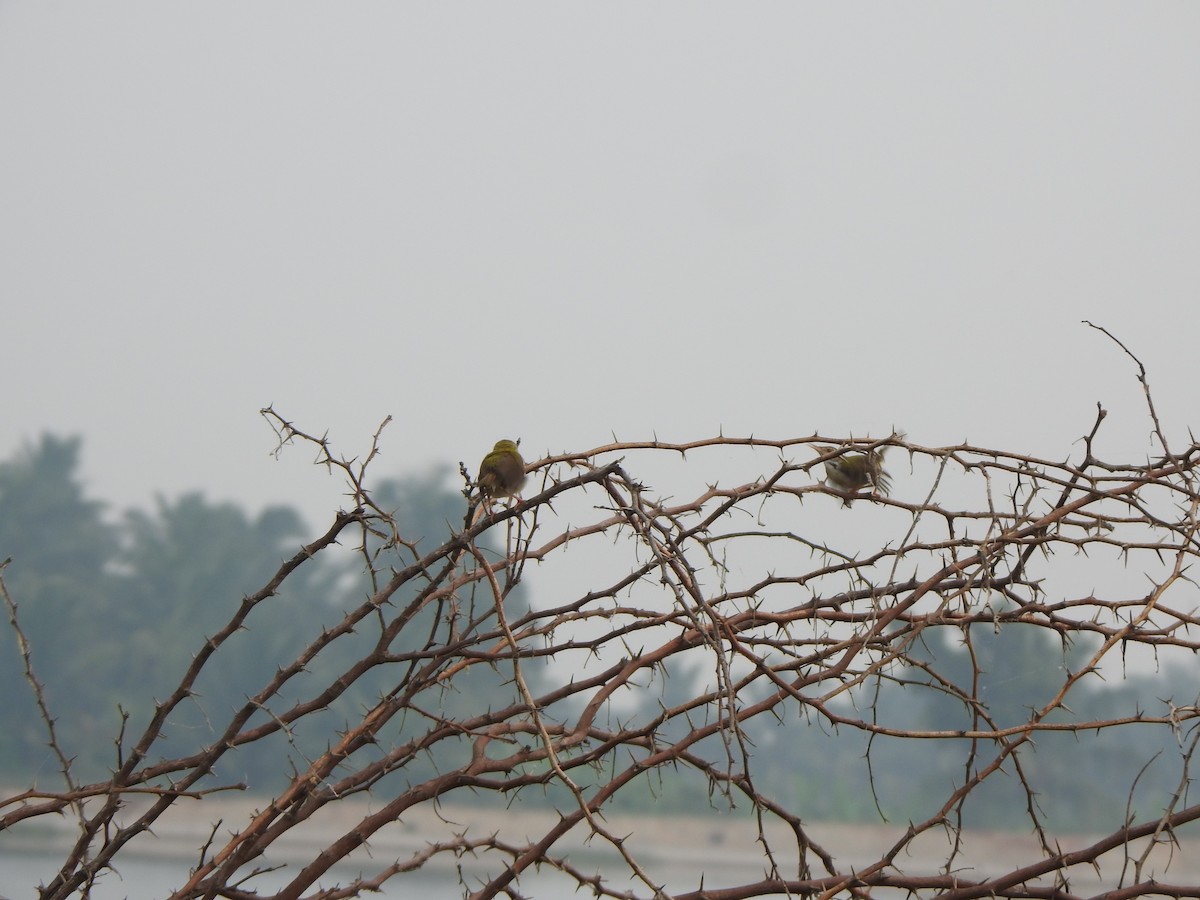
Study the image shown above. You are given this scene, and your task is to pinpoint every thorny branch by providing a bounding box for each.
[5,340,1200,899]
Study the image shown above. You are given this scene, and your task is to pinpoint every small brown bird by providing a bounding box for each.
[477,439,527,500]
[815,444,892,504]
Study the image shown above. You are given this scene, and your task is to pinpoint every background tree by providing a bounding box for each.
[0,446,531,792]
[0,435,121,778]
[113,493,339,788]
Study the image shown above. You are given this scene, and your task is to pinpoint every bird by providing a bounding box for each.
[815,443,892,504]
[476,439,527,501]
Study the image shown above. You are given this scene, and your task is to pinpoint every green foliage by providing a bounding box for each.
[574,622,1200,832]
[0,435,119,579]
[721,622,1200,831]
[111,493,340,786]
[0,435,123,777]
[0,440,533,790]
[299,467,534,789]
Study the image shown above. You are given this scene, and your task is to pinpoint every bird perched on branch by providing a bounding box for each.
[815,443,892,505]
[476,439,527,501]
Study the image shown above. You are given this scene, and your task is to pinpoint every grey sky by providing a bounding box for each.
[2,4,1197,530]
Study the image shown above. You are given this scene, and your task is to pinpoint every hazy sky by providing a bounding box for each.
[2,4,1197,530]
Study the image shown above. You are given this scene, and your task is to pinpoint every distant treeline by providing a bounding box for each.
[2,435,1196,830]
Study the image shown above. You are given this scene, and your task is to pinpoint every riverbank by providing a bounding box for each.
[9,792,1200,893]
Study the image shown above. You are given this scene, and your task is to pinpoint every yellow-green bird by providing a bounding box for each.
[815,444,892,503]
[477,439,527,500]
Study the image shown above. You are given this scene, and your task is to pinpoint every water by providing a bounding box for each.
[2,844,700,900]
[1,847,588,899]
[9,811,1181,897]
[0,802,740,899]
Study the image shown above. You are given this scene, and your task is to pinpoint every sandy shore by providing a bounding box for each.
[10,792,1200,892]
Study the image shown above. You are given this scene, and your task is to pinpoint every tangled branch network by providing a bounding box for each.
[5,367,1200,899]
